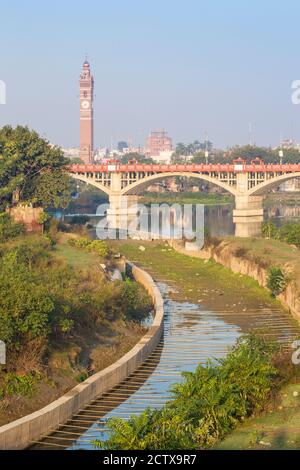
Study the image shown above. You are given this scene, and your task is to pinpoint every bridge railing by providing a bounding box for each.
[69,162,300,174]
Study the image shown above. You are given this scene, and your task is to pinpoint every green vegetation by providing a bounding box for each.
[67,236,109,257]
[216,381,300,449]
[171,142,300,164]
[0,218,151,419]
[140,192,233,205]
[0,372,41,399]
[262,220,300,247]
[267,267,288,297]
[0,125,73,211]
[95,335,278,450]
[0,213,24,242]
[0,235,149,347]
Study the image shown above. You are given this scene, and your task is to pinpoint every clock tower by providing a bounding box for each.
[79,60,94,164]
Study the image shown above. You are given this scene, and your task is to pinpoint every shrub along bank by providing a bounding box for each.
[95,335,284,450]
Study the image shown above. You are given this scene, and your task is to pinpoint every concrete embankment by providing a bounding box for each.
[169,239,300,322]
[0,262,164,450]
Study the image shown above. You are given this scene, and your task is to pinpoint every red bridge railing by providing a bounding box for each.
[69,161,300,174]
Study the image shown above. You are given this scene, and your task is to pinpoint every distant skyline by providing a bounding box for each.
[1,0,300,149]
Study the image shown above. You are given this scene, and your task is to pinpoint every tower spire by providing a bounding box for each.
[79,60,94,164]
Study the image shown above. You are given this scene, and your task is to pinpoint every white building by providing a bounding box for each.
[62,147,80,160]
[151,150,174,164]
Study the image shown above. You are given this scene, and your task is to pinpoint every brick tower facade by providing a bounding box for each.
[79,60,94,164]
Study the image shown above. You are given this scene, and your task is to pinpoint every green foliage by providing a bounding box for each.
[0,213,24,242]
[261,220,278,239]
[87,240,109,257]
[174,140,213,157]
[3,372,40,397]
[0,235,151,359]
[278,223,300,247]
[0,125,73,209]
[0,248,54,344]
[75,371,89,383]
[119,153,155,164]
[68,237,109,258]
[95,335,278,450]
[267,267,287,296]
[120,278,152,322]
[262,221,300,248]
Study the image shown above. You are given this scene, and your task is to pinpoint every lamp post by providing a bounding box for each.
[205,150,209,165]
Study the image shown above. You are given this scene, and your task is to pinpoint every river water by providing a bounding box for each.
[54,201,300,239]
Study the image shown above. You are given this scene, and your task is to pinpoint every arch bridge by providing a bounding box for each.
[69,159,300,237]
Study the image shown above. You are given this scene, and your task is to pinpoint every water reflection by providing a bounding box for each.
[53,204,299,241]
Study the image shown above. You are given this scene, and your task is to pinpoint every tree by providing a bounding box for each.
[174,140,213,157]
[119,153,154,164]
[224,145,274,163]
[0,125,73,210]
[117,141,129,152]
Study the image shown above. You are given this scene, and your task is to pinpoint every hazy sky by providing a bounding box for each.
[1,0,300,149]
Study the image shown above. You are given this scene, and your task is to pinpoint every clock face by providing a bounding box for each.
[81,100,90,109]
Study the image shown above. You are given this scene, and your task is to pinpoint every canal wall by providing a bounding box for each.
[0,262,164,450]
[169,239,300,322]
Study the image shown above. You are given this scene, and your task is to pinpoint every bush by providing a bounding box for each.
[262,221,300,247]
[87,240,109,257]
[95,335,277,450]
[67,237,109,258]
[278,223,300,247]
[261,220,278,239]
[120,278,152,322]
[267,266,287,296]
[3,372,40,397]
[0,213,24,242]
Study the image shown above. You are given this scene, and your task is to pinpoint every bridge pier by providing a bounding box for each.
[107,194,139,229]
[233,195,264,237]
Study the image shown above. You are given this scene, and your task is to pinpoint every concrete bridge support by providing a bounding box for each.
[233,195,264,237]
[107,194,140,230]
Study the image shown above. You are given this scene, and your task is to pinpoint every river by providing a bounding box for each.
[53,199,300,239]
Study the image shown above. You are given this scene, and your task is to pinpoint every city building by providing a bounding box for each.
[145,130,172,158]
[151,150,174,164]
[79,60,94,164]
[94,147,109,161]
[62,147,80,160]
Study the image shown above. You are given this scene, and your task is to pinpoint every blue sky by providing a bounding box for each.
[1,0,300,149]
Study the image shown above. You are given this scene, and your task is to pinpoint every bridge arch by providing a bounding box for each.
[120,172,238,196]
[70,173,111,196]
[248,173,300,196]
